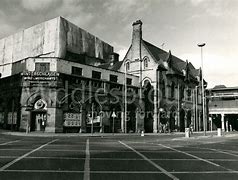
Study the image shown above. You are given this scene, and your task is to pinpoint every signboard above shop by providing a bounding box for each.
[21,71,59,81]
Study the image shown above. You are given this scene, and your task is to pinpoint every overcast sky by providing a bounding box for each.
[0,0,238,88]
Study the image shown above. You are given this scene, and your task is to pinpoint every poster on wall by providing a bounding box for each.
[7,112,17,125]
[87,116,101,124]
[63,113,81,127]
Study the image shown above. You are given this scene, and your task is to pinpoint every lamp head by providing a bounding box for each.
[197,43,206,47]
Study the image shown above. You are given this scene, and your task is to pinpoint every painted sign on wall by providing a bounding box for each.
[63,113,81,127]
[22,71,59,81]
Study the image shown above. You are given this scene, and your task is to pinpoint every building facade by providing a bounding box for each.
[118,20,205,133]
[0,17,206,133]
[207,85,238,132]
[0,17,142,133]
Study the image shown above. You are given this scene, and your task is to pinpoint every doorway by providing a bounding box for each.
[31,112,47,132]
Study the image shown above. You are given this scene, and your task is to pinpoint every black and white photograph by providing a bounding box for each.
[0,0,238,179]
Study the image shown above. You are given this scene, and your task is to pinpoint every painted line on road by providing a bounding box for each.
[1,156,237,162]
[184,146,238,158]
[0,149,131,152]
[0,139,58,171]
[2,169,238,174]
[0,140,21,145]
[203,148,238,158]
[157,144,231,171]
[84,139,90,180]
[119,141,179,180]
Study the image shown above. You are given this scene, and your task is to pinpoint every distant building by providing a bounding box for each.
[118,20,205,133]
[207,85,238,132]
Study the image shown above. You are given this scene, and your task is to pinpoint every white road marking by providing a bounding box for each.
[0,139,58,171]
[223,150,238,154]
[119,141,179,180]
[84,139,90,180]
[2,169,238,174]
[157,144,230,170]
[181,146,238,158]
[0,140,21,145]
[206,148,238,158]
[1,155,237,162]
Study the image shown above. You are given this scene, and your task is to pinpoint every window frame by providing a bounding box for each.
[35,63,50,72]
[72,66,83,76]
[92,70,101,80]
[143,56,149,69]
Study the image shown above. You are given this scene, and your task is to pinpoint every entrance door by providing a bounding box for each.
[31,112,47,131]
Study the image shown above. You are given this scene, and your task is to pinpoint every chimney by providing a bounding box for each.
[109,53,119,66]
[132,20,142,60]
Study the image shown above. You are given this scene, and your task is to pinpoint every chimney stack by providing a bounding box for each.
[132,20,142,60]
[109,53,119,66]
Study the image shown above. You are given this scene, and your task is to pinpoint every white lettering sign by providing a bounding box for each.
[63,113,81,127]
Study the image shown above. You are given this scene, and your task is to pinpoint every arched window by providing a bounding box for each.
[126,62,130,71]
[143,56,149,69]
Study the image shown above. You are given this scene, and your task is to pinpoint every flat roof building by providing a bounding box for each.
[207,85,238,132]
[0,17,140,133]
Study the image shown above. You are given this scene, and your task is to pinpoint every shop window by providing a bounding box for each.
[72,66,82,76]
[92,71,101,79]
[35,63,50,72]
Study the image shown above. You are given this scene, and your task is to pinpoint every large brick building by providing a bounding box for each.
[118,20,205,133]
[0,17,205,133]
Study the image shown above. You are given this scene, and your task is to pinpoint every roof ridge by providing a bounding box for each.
[142,40,168,54]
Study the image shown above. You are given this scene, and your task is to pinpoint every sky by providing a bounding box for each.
[0,0,238,88]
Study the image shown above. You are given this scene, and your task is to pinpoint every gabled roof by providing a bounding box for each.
[143,40,167,61]
[143,40,199,81]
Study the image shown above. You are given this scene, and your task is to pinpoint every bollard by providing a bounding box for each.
[141,130,144,137]
[185,128,190,138]
[217,128,222,137]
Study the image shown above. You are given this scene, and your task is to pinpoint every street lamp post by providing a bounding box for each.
[197,43,206,136]
[91,102,94,136]
[124,62,128,133]
[112,110,116,135]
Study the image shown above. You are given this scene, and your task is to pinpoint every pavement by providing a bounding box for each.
[1,128,238,138]
[0,130,238,180]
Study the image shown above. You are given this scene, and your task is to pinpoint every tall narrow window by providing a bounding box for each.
[126,62,130,71]
[171,82,175,99]
[35,63,50,72]
[143,56,149,69]
[180,86,185,100]
[161,80,166,98]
